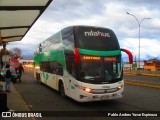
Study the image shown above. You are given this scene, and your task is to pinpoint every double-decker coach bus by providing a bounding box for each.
[34,25,133,102]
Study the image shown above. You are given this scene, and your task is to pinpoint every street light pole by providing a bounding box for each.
[126,12,151,69]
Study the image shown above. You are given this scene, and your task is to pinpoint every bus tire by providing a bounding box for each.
[59,81,65,97]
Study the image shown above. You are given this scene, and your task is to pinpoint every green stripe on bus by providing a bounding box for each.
[78,48,121,56]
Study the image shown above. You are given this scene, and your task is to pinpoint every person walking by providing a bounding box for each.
[18,64,24,82]
[5,64,12,92]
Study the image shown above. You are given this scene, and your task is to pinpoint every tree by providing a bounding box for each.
[10,47,22,59]
[0,49,10,55]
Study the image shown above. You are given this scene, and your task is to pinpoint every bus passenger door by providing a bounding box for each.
[68,73,77,99]
[64,55,77,97]
[67,62,78,98]
[63,72,70,96]
[63,69,77,98]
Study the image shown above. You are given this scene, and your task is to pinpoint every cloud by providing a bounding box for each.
[7,0,160,61]
[120,38,160,60]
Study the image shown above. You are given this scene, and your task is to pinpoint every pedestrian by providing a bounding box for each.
[18,63,24,82]
[5,64,12,92]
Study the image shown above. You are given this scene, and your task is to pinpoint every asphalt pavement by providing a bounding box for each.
[124,74,160,89]
[0,71,160,119]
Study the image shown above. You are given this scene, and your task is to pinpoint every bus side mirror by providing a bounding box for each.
[121,48,133,64]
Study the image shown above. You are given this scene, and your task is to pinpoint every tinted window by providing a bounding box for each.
[40,61,63,75]
[74,26,120,50]
[40,32,61,52]
[62,27,74,47]
[65,53,78,78]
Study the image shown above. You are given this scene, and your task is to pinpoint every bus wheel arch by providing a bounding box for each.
[58,80,66,97]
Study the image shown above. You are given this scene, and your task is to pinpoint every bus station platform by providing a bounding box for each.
[0,81,33,120]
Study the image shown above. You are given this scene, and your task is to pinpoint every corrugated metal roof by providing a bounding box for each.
[0,0,53,45]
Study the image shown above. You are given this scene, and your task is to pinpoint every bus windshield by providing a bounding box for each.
[80,55,122,84]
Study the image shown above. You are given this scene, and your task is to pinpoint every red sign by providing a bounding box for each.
[104,57,117,62]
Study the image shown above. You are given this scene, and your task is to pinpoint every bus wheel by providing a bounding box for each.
[59,81,65,97]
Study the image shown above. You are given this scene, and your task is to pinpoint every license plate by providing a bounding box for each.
[101,95,109,100]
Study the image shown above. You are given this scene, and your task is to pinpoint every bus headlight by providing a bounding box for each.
[80,86,92,93]
[84,88,92,93]
[117,84,124,90]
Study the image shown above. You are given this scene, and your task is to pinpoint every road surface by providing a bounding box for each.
[13,69,160,120]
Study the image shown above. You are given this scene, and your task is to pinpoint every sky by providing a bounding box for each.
[7,0,160,61]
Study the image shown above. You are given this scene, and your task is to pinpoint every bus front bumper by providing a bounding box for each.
[75,88,124,102]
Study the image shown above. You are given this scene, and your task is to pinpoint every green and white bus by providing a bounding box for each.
[34,25,133,102]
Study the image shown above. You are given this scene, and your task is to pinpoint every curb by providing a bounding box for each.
[125,80,160,89]
[0,81,37,120]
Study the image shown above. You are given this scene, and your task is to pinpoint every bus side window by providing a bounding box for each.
[62,27,74,47]
[44,62,50,72]
[40,62,45,71]
[50,62,55,74]
[57,64,63,76]
[50,61,57,74]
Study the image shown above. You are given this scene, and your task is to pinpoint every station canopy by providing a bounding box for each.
[0,0,53,45]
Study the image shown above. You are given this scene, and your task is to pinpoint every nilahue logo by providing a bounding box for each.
[84,30,110,37]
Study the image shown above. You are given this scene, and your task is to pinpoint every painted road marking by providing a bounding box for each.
[125,80,160,89]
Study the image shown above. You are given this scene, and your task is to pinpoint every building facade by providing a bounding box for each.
[144,60,160,71]
[123,61,144,70]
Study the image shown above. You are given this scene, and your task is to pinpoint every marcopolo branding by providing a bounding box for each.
[84,30,110,37]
